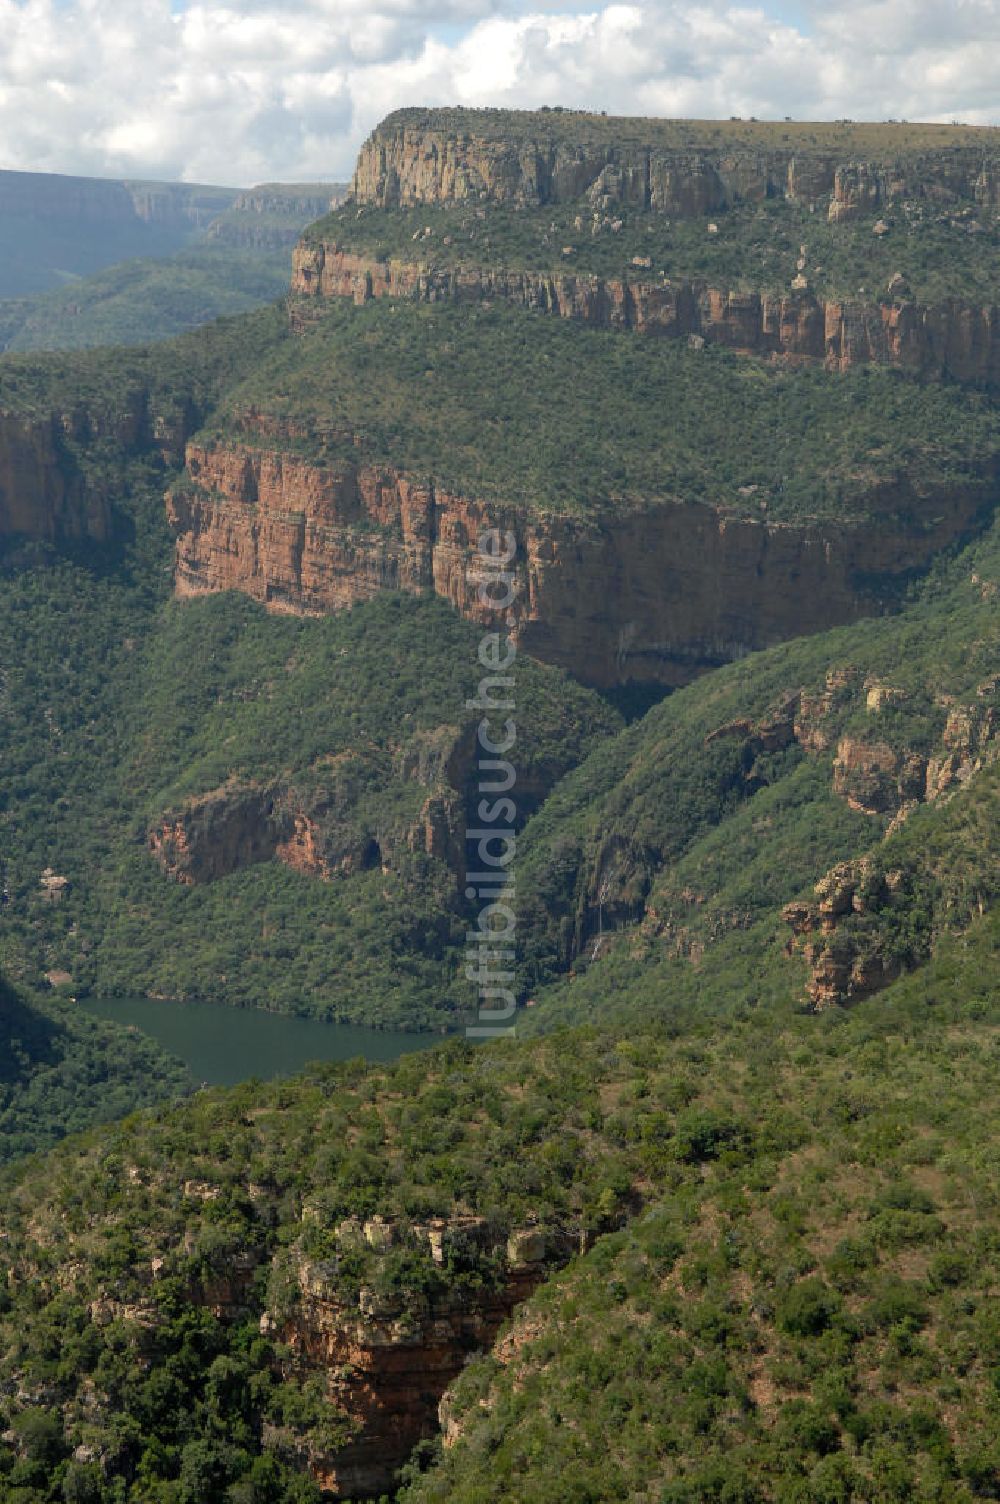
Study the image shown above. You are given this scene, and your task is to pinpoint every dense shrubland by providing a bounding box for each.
[308,196,1000,306]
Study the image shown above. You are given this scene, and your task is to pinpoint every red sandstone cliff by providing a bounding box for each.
[0,409,108,542]
[290,243,1000,385]
[167,430,995,689]
[0,387,198,547]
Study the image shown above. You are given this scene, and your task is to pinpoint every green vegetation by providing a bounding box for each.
[0,248,292,352]
[310,195,1000,305]
[216,298,1000,520]
[0,976,192,1164]
[514,512,1000,1001]
[0,301,286,420]
[0,535,617,1026]
[401,913,1000,1504]
[0,905,998,1501]
[0,174,342,350]
[0,106,997,1504]
[370,105,999,154]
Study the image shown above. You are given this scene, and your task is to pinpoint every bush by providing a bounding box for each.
[778,1278,841,1338]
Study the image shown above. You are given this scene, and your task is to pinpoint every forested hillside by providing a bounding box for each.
[0,108,996,1501]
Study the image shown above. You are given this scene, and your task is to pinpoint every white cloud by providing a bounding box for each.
[0,0,995,187]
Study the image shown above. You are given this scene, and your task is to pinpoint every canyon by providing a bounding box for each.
[3,111,999,691]
[1,111,999,1504]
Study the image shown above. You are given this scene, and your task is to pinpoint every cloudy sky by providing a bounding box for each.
[0,0,996,187]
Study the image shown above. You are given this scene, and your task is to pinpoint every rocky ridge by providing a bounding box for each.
[291,242,1000,383]
[167,424,996,688]
[351,110,1000,218]
[206,183,347,251]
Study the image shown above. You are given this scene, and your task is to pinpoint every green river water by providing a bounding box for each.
[82,995,433,1087]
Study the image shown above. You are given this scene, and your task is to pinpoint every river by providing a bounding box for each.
[82,994,433,1087]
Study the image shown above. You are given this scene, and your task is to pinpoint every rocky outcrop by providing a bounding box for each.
[291,243,1000,384]
[167,429,996,689]
[206,183,346,250]
[0,386,200,547]
[926,700,1000,801]
[351,110,997,219]
[781,680,999,1007]
[147,755,468,889]
[832,736,929,816]
[148,783,291,884]
[269,1219,562,1497]
[0,410,108,542]
[783,857,906,1009]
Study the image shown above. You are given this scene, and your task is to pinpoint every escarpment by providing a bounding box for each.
[0,387,194,545]
[0,410,108,542]
[291,243,1000,384]
[352,109,999,218]
[167,429,996,689]
[205,182,347,250]
[299,109,1000,381]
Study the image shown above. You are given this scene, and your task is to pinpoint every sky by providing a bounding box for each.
[0,0,996,187]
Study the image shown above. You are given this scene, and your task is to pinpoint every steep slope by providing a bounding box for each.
[297,109,1000,383]
[206,183,347,251]
[401,913,1000,1504]
[0,106,997,1504]
[169,298,1000,687]
[348,109,999,212]
[0,976,192,1164]
[1,433,996,1498]
[514,512,1000,1008]
[0,536,617,1027]
[0,903,997,1501]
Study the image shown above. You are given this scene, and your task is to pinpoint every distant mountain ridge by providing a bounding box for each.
[0,168,238,297]
[0,172,346,347]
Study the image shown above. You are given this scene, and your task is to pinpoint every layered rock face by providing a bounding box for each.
[206,183,347,250]
[0,389,197,546]
[167,430,995,689]
[351,112,998,218]
[270,1220,562,1497]
[0,410,108,542]
[292,243,1000,383]
[121,179,236,232]
[147,766,466,888]
[0,168,233,232]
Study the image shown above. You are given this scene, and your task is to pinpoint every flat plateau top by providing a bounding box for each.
[372,108,999,155]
